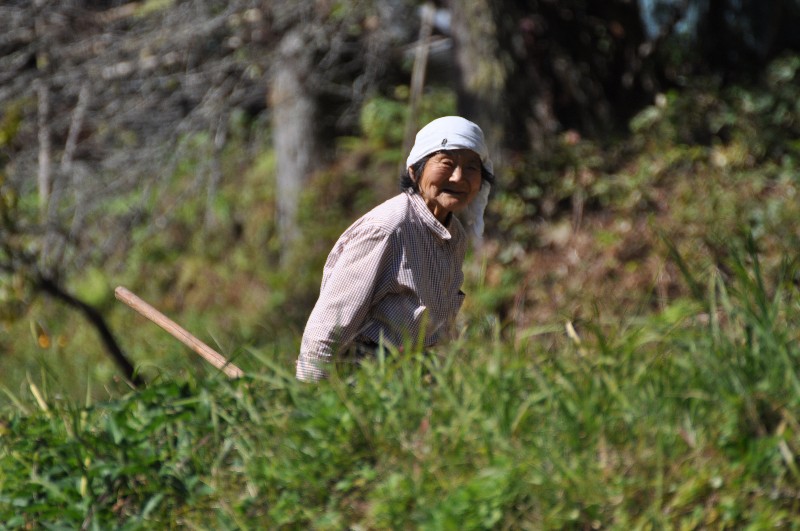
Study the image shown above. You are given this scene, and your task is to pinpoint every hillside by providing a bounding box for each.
[2,1,800,528]
[3,63,800,526]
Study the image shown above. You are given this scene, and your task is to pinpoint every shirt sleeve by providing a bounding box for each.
[296,221,395,382]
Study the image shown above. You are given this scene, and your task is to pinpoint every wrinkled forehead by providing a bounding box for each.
[432,149,482,161]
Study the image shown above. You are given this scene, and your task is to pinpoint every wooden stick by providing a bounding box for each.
[114,286,244,378]
[399,2,435,176]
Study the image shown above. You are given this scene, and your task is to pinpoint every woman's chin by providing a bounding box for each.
[444,198,472,213]
[438,192,471,207]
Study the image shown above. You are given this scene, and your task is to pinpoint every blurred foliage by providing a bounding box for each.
[0,100,25,149]
[358,87,458,150]
[490,53,800,246]
[4,50,800,402]
[3,0,800,398]
[2,19,800,526]
[630,55,800,161]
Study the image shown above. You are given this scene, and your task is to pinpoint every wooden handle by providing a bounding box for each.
[114,286,244,378]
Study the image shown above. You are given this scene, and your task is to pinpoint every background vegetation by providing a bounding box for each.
[2,0,800,528]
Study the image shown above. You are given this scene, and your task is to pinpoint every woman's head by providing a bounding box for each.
[401,116,494,233]
[400,150,494,194]
[405,116,493,174]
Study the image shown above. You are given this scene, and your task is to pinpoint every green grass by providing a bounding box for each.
[2,247,799,529]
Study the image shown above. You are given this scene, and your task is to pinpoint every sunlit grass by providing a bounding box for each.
[2,246,799,528]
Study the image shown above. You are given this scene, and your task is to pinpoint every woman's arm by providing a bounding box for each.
[296,222,395,381]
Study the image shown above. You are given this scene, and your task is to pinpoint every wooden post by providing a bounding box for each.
[400,3,435,174]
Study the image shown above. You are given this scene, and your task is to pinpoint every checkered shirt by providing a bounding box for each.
[296,190,468,382]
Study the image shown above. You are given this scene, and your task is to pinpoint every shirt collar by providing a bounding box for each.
[407,190,454,241]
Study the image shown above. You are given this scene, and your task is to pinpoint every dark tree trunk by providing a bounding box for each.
[449,0,509,156]
[449,0,653,155]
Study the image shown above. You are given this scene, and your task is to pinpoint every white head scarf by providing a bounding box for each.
[406,116,493,239]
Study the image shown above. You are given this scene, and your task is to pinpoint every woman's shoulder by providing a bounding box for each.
[357,192,412,231]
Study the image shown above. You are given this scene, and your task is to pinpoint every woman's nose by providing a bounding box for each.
[449,164,463,181]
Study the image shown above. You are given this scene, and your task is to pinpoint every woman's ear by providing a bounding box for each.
[408,167,417,183]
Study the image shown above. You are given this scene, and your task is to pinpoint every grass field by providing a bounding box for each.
[2,245,799,529]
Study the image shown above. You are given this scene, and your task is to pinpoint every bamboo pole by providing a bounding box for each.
[114,286,244,378]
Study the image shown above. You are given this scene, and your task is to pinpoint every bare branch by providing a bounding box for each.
[35,80,51,216]
[60,82,90,174]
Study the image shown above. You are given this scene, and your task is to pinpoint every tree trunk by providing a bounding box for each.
[448,1,509,160]
[269,28,319,258]
[36,80,52,216]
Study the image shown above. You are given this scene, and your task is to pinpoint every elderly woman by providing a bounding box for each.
[296,116,494,382]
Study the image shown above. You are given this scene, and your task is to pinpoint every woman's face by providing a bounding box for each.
[410,149,483,223]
